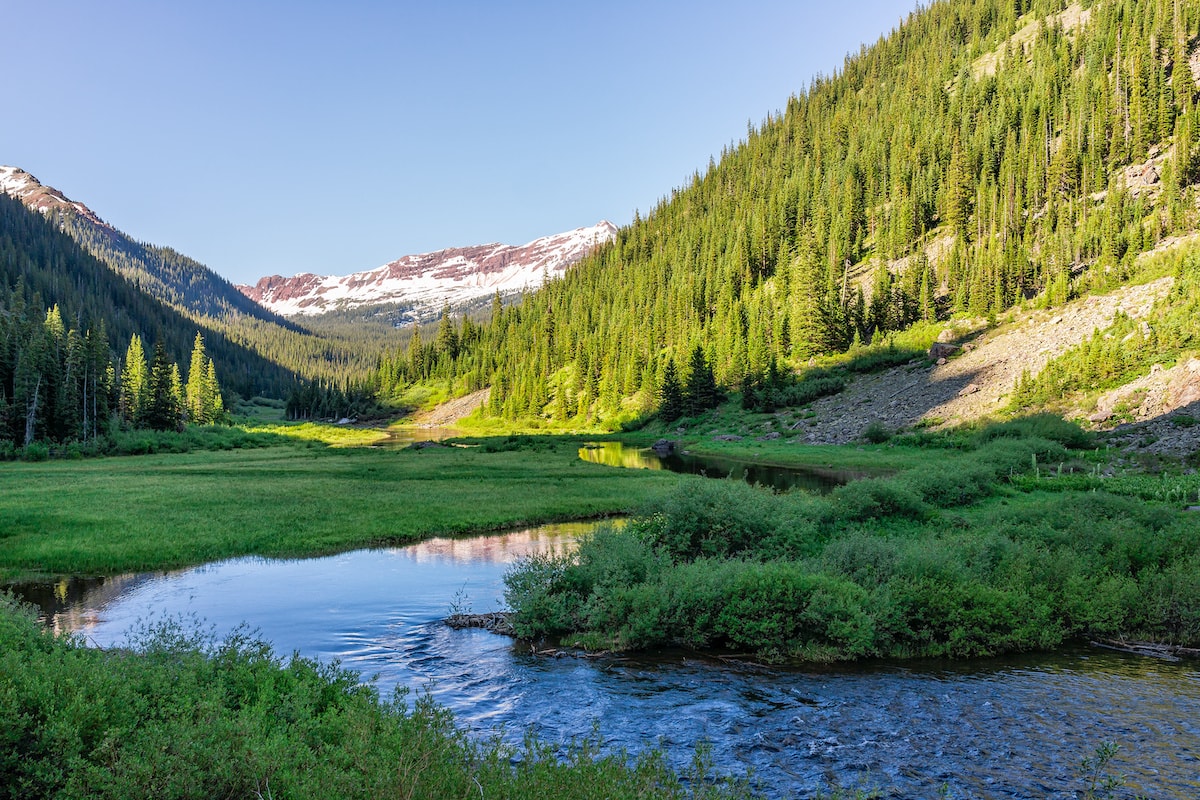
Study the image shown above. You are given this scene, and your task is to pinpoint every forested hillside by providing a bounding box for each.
[56,209,388,391]
[379,0,1200,426]
[0,192,296,397]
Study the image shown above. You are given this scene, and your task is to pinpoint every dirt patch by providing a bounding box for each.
[793,278,1174,444]
[970,2,1091,80]
[411,388,490,427]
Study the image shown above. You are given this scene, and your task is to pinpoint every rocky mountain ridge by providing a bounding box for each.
[0,166,112,232]
[237,221,618,320]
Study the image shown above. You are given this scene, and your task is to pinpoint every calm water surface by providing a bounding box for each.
[13,524,1200,799]
[578,441,870,493]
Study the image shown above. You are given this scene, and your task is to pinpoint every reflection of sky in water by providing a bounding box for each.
[10,524,1200,799]
[577,441,863,493]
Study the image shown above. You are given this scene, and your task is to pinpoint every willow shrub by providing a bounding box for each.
[505,420,1200,660]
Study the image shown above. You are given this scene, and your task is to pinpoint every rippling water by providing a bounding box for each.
[12,525,1200,799]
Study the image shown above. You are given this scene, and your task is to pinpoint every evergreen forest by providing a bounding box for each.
[375,0,1200,428]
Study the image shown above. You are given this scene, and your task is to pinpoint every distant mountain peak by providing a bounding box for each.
[238,220,619,319]
[0,165,112,231]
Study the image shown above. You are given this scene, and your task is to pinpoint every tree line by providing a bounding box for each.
[0,280,225,454]
[372,0,1200,426]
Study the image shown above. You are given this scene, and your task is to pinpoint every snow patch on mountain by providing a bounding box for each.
[0,166,112,231]
[239,221,618,319]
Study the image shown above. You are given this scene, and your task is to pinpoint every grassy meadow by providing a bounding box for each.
[0,432,682,582]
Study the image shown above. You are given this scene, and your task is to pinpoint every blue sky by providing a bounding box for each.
[3,1,919,284]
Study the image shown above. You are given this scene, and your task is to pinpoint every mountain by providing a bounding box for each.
[238,221,618,320]
[0,190,299,397]
[0,166,112,230]
[0,166,299,328]
[382,0,1200,427]
[0,166,390,391]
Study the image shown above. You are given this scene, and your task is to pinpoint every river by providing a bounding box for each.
[12,523,1200,799]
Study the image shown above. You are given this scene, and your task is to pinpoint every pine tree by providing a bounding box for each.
[203,358,224,423]
[684,344,720,416]
[658,357,685,421]
[141,340,182,432]
[120,334,147,424]
[186,332,208,424]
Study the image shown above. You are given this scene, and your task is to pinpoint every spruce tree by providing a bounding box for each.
[186,332,208,423]
[141,340,182,432]
[120,334,147,425]
[658,357,684,421]
[684,345,720,416]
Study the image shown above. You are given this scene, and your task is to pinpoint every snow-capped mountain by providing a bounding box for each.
[0,166,113,232]
[238,221,618,319]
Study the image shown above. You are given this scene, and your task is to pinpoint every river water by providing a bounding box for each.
[12,524,1200,799]
[578,441,869,493]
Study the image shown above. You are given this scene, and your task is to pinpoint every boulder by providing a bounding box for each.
[958,383,980,397]
[929,342,960,361]
[651,438,677,455]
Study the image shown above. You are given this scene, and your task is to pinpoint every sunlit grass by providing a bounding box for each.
[0,439,682,582]
[237,420,389,446]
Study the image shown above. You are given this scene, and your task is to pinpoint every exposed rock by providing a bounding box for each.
[652,438,678,454]
[446,612,515,636]
[712,435,743,442]
[928,342,960,360]
[797,277,1173,444]
[758,431,781,441]
[958,383,980,397]
[408,440,450,450]
[1089,358,1200,428]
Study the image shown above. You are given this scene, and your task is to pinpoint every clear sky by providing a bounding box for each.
[3,1,919,285]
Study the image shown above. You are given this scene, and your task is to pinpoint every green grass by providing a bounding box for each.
[0,596,751,800]
[0,437,682,582]
[237,420,390,446]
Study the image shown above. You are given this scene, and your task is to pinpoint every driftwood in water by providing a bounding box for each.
[1091,639,1200,661]
[445,612,515,636]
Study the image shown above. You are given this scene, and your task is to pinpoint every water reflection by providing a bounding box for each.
[579,441,864,493]
[8,524,1200,799]
[373,426,466,448]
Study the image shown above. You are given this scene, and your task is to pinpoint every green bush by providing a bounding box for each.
[635,479,778,560]
[19,442,49,461]
[976,415,1096,450]
[861,421,892,444]
[715,564,875,658]
[828,478,928,522]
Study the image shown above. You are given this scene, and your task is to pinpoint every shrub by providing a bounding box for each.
[780,375,846,405]
[861,421,892,444]
[19,442,49,461]
[714,563,875,658]
[976,414,1095,450]
[635,479,778,560]
[828,478,928,522]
